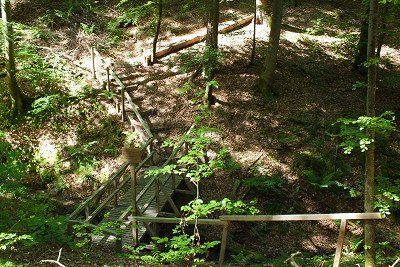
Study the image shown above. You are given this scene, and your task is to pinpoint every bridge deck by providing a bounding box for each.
[93,169,184,247]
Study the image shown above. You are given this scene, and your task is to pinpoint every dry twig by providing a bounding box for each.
[284,251,302,267]
[40,248,66,267]
[390,258,400,267]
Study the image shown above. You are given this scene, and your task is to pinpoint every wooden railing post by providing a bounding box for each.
[113,177,119,207]
[121,86,125,122]
[155,178,160,212]
[130,164,138,246]
[333,219,347,267]
[219,220,230,266]
[91,47,96,80]
[84,206,90,219]
[106,66,111,91]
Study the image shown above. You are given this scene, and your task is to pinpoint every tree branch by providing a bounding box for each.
[40,248,66,267]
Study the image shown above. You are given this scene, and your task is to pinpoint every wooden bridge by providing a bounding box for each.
[69,48,196,248]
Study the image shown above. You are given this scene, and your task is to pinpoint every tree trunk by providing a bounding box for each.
[376,3,389,58]
[353,14,369,71]
[250,0,257,63]
[151,0,163,64]
[1,0,25,116]
[204,0,219,107]
[365,0,378,266]
[257,0,284,98]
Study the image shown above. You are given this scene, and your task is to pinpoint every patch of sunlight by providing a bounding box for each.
[35,135,60,165]
[204,131,222,143]
[231,150,265,168]
[382,46,400,66]
[67,79,88,96]
[99,163,113,183]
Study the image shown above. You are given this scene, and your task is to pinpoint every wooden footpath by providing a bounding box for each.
[93,169,187,246]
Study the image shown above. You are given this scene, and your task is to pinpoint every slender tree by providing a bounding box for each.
[250,0,257,63]
[353,15,369,71]
[256,0,284,98]
[204,0,219,107]
[1,0,26,116]
[364,0,378,266]
[152,0,163,64]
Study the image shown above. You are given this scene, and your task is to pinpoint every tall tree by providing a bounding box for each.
[151,0,163,64]
[204,0,219,107]
[1,0,26,116]
[364,0,378,266]
[256,0,284,98]
[353,15,369,71]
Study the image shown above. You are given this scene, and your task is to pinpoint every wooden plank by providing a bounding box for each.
[333,219,347,267]
[219,213,383,222]
[219,221,230,266]
[131,216,224,225]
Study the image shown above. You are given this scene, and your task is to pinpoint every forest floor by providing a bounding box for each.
[1,0,400,266]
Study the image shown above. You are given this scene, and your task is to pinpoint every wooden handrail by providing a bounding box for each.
[130,213,383,266]
[131,216,224,225]
[69,139,154,220]
[85,151,155,222]
[219,213,383,222]
[124,91,153,138]
[69,162,130,219]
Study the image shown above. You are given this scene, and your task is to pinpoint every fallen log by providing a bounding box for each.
[151,15,254,61]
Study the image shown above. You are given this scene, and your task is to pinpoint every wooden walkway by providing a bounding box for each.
[93,168,186,246]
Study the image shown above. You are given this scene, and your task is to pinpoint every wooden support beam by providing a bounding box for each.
[219,221,230,266]
[134,204,157,237]
[333,219,347,267]
[159,184,181,216]
[174,188,195,196]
